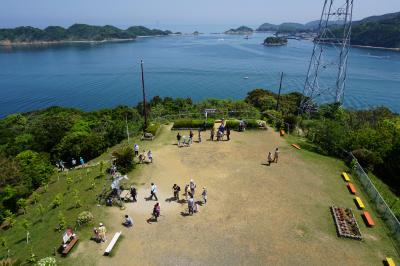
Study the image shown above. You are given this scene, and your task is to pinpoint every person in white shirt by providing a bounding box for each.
[150,183,158,201]
[134,144,139,157]
[123,215,133,227]
[147,150,153,163]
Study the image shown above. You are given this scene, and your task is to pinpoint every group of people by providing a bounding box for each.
[176,130,201,147]
[210,120,231,141]
[56,156,85,171]
[93,222,107,243]
[173,179,207,215]
[267,147,280,166]
[134,143,153,164]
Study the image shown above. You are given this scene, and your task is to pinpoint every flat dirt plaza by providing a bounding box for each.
[72,127,398,266]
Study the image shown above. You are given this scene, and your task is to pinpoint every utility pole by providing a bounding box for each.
[276,72,284,111]
[140,60,148,131]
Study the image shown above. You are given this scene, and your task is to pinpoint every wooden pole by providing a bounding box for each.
[276,72,284,111]
[140,60,148,131]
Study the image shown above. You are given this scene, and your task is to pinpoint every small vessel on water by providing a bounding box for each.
[243,77,249,79]
[244,35,249,39]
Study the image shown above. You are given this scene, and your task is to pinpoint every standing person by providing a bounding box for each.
[182,135,187,147]
[189,179,196,195]
[198,129,202,143]
[173,184,181,200]
[153,202,160,221]
[98,223,107,242]
[176,132,182,147]
[150,183,158,201]
[274,148,280,163]
[79,156,85,165]
[210,127,215,141]
[202,187,208,204]
[130,185,137,202]
[71,158,77,168]
[184,184,190,198]
[134,144,139,157]
[267,152,273,166]
[188,196,194,215]
[226,126,231,141]
[189,130,194,145]
[147,150,153,163]
[59,160,65,171]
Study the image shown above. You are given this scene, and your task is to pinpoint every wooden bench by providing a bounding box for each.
[291,144,301,150]
[342,172,351,182]
[362,211,375,227]
[355,196,365,209]
[385,257,396,266]
[104,231,122,256]
[61,236,79,255]
[347,183,356,194]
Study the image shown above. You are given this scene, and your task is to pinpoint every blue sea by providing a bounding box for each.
[0,33,399,117]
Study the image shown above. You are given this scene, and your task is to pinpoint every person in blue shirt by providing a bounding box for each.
[79,157,85,165]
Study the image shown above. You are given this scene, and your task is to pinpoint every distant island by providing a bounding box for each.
[263,36,288,46]
[257,11,400,49]
[0,24,172,45]
[225,26,253,35]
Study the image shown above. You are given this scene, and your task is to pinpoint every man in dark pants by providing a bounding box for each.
[150,183,158,201]
[130,185,137,202]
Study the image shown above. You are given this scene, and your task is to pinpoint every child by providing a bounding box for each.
[202,187,207,204]
[267,152,273,166]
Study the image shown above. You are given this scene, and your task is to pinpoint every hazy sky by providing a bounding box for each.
[0,0,399,31]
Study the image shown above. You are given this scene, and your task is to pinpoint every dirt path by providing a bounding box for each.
[74,127,398,266]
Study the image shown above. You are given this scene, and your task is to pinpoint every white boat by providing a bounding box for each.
[243,77,249,79]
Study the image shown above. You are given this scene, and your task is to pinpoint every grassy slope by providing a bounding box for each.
[285,133,400,258]
[0,125,168,264]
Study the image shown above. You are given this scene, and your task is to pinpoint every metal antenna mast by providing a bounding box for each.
[300,0,354,113]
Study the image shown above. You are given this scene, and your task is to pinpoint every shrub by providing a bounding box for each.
[112,147,134,174]
[225,119,240,129]
[36,256,57,266]
[57,211,66,231]
[352,149,381,171]
[77,211,94,225]
[172,119,213,129]
[51,194,63,209]
[145,123,160,136]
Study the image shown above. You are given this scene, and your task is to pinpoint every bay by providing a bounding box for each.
[0,32,399,117]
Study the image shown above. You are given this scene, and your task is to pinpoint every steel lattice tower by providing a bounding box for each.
[300,0,354,113]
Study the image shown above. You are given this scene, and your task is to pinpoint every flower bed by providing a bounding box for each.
[330,206,362,240]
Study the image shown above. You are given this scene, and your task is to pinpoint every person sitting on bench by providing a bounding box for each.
[123,215,133,227]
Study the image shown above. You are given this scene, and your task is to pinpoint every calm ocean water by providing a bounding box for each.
[0,33,399,117]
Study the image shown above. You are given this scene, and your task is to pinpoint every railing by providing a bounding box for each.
[345,151,400,252]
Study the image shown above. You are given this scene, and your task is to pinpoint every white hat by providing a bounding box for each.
[99,223,103,226]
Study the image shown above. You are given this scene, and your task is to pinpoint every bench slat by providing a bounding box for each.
[104,231,121,255]
[62,236,79,255]
[355,196,365,209]
[347,183,356,194]
[362,211,375,227]
[386,257,396,266]
[342,172,351,182]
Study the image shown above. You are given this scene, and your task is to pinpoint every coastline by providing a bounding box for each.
[351,44,400,52]
[0,34,172,46]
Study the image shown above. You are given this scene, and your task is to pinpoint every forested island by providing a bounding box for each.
[0,24,172,45]
[225,26,253,35]
[263,36,288,46]
[257,11,400,49]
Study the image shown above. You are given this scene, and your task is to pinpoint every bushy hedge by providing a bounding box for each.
[172,119,214,129]
[145,123,161,136]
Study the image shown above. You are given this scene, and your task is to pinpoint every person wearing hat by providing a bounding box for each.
[202,187,208,204]
[98,223,107,242]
